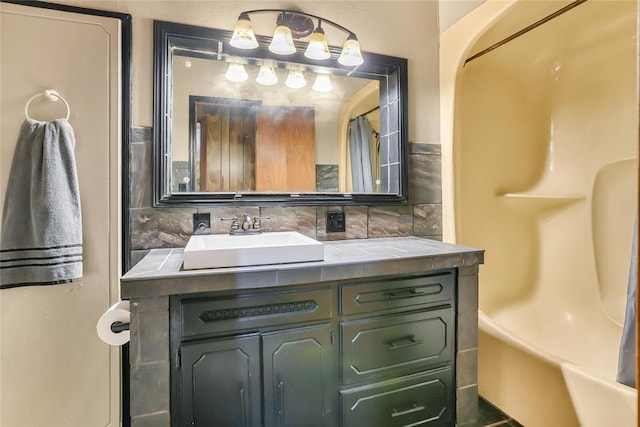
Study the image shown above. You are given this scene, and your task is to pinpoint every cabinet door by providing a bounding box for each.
[179,334,261,427]
[262,324,334,427]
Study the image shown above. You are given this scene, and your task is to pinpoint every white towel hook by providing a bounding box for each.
[24,89,71,121]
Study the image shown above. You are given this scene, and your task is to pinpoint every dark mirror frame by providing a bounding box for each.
[153,20,409,206]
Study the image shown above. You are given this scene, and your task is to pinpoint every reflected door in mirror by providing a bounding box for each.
[192,98,259,192]
[256,106,316,192]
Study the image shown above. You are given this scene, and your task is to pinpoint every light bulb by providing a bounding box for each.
[304,27,330,60]
[285,70,307,89]
[230,13,259,49]
[338,34,364,66]
[225,63,248,82]
[312,74,332,92]
[256,65,278,86]
[269,25,296,55]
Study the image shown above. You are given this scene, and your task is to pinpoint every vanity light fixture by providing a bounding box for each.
[269,22,296,55]
[285,69,307,89]
[312,73,332,92]
[225,62,248,82]
[229,12,259,49]
[230,9,364,66]
[338,33,364,66]
[256,65,278,86]
[304,25,330,60]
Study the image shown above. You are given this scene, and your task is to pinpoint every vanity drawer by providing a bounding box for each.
[341,368,454,427]
[341,307,453,385]
[179,288,332,337]
[340,273,454,316]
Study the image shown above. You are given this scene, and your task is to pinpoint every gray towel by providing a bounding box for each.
[1,119,82,289]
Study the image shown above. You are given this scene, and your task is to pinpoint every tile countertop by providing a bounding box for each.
[121,236,484,299]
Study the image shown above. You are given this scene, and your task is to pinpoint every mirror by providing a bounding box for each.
[154,20,408,205]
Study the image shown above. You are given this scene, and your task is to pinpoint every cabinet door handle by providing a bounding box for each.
[240,388,247,427]
[278,380,285,426]
[391,402,426,417]
[388,336,424,351]
[386,288,425,299]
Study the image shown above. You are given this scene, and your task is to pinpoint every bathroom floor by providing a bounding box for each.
[478,396,524,426]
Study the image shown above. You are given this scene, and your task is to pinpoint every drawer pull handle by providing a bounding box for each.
[387,289,425,299]
[389,336,424,350]
[391,402,426,417]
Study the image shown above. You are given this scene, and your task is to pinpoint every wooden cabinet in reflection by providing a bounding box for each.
[193,97,316,193]
[194,98,258,192]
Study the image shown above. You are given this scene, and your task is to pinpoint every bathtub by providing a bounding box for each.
[440,1,638,426]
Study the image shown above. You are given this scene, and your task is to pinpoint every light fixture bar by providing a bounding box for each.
[231,9,364,66]
[239,9,355,36]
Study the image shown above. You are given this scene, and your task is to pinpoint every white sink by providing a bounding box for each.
[183,231,324,270]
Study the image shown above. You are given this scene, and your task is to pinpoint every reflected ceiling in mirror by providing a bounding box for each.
[154,20,408,206]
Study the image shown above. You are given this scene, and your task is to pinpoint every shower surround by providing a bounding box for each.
[441,1,638,426]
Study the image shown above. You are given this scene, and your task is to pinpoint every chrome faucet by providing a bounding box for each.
[241,214,252,231]
[221,214,269,235]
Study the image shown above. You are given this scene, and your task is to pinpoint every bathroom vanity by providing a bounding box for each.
[121,236,483,427]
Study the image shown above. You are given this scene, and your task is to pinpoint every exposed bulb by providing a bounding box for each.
[338,34,364,66]
[230,13,259,49]
[304,27,330,60]
[225,62,248,82]
[312,74,332,92]
[256,65,278,86]
[285,70,307,89]
[269,25,296,55]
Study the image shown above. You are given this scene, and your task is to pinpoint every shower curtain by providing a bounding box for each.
[617,217,637,388]
[348,116,374,193]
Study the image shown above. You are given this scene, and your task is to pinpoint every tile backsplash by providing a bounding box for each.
[128,126,442,267]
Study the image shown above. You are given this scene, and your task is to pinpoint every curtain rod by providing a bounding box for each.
[464,0,588,65]
[355,105,380,119]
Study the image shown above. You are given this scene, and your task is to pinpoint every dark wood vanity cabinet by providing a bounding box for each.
[170,272,456,427]
[178,325,333,427]
[339,273,455,427]
[172,288,335,427]
[262,325,334,427]
[179,334,262,426]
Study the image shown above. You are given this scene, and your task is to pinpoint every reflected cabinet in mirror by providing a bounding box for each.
[154,19,408,205]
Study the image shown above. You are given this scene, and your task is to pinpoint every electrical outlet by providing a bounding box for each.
[193,212,211,234]
[326,211,346,233]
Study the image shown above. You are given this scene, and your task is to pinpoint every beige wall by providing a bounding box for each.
[439,0,487,33]
[56,0,441,145]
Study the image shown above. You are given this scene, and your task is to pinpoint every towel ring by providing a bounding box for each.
[24,89,71,121]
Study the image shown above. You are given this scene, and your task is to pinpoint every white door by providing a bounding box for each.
[0,3,121,426]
